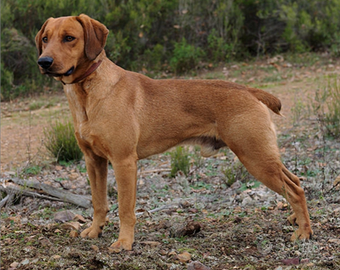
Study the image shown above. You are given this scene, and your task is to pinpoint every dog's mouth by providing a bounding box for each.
[43,66,74,77]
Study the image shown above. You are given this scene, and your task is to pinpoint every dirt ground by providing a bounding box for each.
[1,54,340,269]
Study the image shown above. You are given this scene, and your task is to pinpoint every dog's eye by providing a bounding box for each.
[64,36,75,42]
[42,37,48,43]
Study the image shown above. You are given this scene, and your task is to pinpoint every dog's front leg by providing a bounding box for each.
[80,154,109,238]
[110,157,137,251]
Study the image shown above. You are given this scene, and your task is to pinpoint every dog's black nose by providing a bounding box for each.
[38,56,54,69]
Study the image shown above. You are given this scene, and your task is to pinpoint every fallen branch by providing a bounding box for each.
[139,168,171,176]
[135,204,178,217]
[0,177,92,208]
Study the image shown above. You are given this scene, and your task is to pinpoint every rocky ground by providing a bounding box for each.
[1,54,340,269]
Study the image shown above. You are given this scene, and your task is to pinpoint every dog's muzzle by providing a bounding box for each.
[37,56,74,77]
[38,56,54,70]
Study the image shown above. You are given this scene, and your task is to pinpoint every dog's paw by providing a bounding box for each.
[287,213,297,225]
[80,225,102,239]
[290,228,313,241]
[110,239,133,251]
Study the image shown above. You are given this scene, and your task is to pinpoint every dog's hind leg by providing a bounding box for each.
[234,147,312,240]
[219,113,312,241]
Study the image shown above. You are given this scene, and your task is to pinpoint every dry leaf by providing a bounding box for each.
[69,230,78,238]
[69,172,79,180]
[62,221,81,231]
[91,245,99,252]
[187,261,211,270]
[168,250,177,256]
[10,262,19,268]
[177,251,191,263]
[333,176,340,187]
[52,255,61,260]
[73,214,86,223]
[141,241,161,247]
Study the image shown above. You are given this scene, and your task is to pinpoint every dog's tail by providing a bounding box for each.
[247,88,282,115]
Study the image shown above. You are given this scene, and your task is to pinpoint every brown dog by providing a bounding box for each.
[35,14,312,250]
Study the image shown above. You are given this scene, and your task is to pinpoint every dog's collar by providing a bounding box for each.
[61,60,102,85]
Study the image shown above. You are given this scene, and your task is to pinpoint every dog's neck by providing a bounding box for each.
[60,60,103,85]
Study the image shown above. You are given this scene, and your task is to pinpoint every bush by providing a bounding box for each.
[43,119,83,163]
[3,0,340,99]
[0,62,13,100]
[170,146,190,177]
[170,38,203,74]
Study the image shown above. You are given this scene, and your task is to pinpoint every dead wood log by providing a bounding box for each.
[0,177,92,208]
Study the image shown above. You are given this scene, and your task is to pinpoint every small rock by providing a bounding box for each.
[300,258,310,264]
[282,257,299,265]
[54,210,76,223]
[187,261,211,270]
[177,251,191,263]
[21,258,30,265]
[241,196,254,206]
[173,221,202,237]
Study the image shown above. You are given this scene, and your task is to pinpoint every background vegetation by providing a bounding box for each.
[2,0,340,101]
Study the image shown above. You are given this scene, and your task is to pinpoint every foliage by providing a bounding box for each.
[43,119,83,163]
[170,38,203,74]
[313,79,340,138]
[2,0,340,100]
[169,146,190,177]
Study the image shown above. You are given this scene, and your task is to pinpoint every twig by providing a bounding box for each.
[135,204,177,217]
[0,194,12,208]
[139,168,171,176]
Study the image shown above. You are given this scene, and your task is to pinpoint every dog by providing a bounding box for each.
[35,14,312,250]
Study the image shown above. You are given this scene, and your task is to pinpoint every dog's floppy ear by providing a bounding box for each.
[76,14,109,61]
[35,18,53,55]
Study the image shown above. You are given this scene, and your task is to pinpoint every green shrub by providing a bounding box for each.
[207,29,233,62]
[223,160,251,187]
[43,119,83,163]
[170,146,190,177]
[143,44,165,70]
[3,0,340,98]
[0,62,13,100]
[170,38,203,74]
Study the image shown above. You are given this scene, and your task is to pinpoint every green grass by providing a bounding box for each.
[43,119,83,163]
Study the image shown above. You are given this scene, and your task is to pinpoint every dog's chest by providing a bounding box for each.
[64,85,91,139]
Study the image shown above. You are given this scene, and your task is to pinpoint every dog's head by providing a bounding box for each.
[35,14,109,83]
